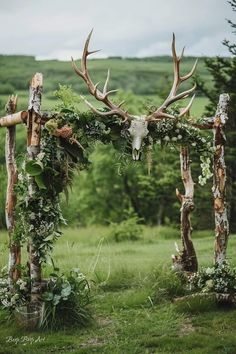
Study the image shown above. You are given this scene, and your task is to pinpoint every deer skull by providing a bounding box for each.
[128,116,149,160]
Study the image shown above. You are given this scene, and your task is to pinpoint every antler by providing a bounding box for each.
[147,33,198,121]
[71,30,131,121]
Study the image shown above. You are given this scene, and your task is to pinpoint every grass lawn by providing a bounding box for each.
[0,226,236,353]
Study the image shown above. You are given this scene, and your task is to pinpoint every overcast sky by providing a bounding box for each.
[0,0,234,60]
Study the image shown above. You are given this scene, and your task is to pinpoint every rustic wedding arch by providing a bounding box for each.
[0,34,230,325]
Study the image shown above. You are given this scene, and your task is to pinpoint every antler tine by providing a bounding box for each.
[71,56,83,77]
[179,94,195,118]
[171,33,178,61]
[80,95,125,118]
[181,58,198,81]
[81,29,101,73]
[170,33,180,97]
[72,30,132,122]
[147,34,198,122]
[167,83,196,107]
[103,69,110,94]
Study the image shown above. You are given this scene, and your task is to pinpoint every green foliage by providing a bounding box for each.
[53,84,80,112]
[41,268,92,329]
[13,129,71,260]
[108,212,143,242]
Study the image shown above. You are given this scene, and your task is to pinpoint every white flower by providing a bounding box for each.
[37,152,45,161]
[18,173,24,182]
[20,284,27,291]
[175,129,180,133]
[163,136,170,141]
[198,176,207,186]
[191,142,196,147]
[205,267,214,275]
[29,213,36,220]
[172,137,178,141]
[206,279,214,289]
[177,135,182,140]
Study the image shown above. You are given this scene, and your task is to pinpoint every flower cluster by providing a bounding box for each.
[198,156,213,186]
[188,261,236,294]
[0,276,29,310]
[148,118,214,185]
[150,119,212,154]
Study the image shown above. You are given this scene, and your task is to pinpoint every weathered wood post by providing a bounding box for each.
[213,93,230,264]
[174,146,198,272]
[5,95,21,286]
[27,73,43,303]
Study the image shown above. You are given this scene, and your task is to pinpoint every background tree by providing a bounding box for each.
[196,0,236,231]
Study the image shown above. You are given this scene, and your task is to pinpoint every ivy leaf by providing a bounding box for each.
[25,160,44,176]
[53,294,61,306]
[61,285,72,298]
[35,174,47,190]
[44,234,55,241]
[42,292,54,301]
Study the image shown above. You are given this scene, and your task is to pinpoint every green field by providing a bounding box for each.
[0,54,211,117]
[0,226,236,353]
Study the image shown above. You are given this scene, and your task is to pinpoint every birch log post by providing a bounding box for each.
[0,111,27,127]
[5,95,21,286]
[213,93,230,264]
[174,146,198,272]
[27,73,43,303]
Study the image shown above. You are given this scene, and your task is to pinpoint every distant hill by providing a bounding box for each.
[0,55,214,114]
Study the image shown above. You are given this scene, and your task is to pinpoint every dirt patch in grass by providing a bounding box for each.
[79,337,106,348]
[179,317,195,336]
[96,316,113,327]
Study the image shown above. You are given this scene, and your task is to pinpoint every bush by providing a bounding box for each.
[41,268,92,329]
[108,214,143,242]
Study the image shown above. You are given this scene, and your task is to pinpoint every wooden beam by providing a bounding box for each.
[0,111,27,127]
[212,93,230,264]
[5,96,21,286]
[190,117,214,130]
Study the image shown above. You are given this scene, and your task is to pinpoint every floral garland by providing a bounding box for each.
[44,89,214,186]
